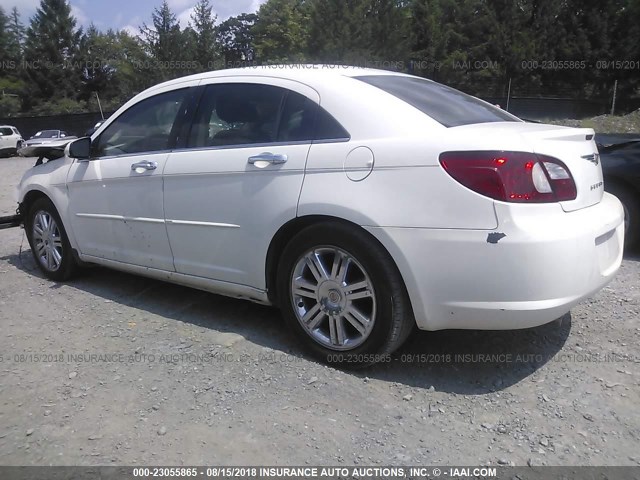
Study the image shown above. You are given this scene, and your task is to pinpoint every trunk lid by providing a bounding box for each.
[528,125,603,212]
[451,122,603,212]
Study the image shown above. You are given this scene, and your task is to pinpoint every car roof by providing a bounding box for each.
[147,65,416,93]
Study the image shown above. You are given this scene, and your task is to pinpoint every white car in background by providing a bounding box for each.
[13,66,625,366]
[0,125,23,157]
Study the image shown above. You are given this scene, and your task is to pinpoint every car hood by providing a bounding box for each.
[25,136,76,145]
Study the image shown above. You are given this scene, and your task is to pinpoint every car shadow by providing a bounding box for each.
[2,250,572,395]
[623,248,640,262]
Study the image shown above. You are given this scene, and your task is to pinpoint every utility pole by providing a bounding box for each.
[95,91,104,120]
[610,80,618,115]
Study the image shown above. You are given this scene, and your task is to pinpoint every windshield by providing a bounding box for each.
[355,75,520,128]
[34,130,59,138]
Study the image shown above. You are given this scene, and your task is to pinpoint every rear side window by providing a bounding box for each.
[278,92,349,142]
[355,75,519,128]
[314,108,350,141]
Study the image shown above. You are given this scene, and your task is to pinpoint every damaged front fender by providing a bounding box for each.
[18,139,76,166]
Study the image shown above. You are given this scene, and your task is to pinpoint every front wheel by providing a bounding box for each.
[25,197,78,281]
[277,222,414,368]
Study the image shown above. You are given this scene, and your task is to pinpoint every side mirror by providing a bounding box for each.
[69,137,91,160]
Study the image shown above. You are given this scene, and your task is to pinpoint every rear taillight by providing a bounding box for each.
[439,151,577,203]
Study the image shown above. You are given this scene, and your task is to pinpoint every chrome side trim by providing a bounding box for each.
[165,219,240,228]
[76,213,165,224]
[76,214,240,229]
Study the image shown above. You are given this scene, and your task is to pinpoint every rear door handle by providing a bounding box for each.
[131,161,158,171]
[248,153,288,166]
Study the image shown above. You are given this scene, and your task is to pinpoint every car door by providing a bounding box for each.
[66,85,195,271]
[163,79,320,288]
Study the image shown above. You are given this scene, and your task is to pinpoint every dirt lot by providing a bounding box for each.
[0,155,639,467]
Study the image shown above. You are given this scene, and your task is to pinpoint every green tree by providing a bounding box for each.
[22,0,82,109]
[77,25,122,101]
[367,0,411,63]
[114,30,152,100]
[307,0,373,63]
[0,7,8,62]
[252,0,309,63]
[6,7,25,61]
[409,0,445,77]
[140,1,186,81]
[217,13,257,65]
[190,0,220,71]
[612,0,640,99]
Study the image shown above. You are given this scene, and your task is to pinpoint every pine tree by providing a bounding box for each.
[190,0,219,71]
[7,7,25,61]
[0,6,8,61]
[22,0,81,107]
[140,1,186,81]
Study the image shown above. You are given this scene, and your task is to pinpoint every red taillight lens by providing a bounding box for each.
[439,151,577,203]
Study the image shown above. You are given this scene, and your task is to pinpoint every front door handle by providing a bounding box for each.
[131,161,158,171]
[248,153,288,166]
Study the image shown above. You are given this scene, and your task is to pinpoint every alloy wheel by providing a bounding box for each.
[32,210,63,272]
[290,247,376,350]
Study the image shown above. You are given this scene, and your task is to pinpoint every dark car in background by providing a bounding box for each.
[597,134,640,248]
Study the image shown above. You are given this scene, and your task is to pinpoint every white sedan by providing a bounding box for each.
[14,66,624,366]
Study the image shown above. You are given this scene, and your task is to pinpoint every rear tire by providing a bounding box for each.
[607,184,639,248]
[277,222,415,368]
[25,197,78,281]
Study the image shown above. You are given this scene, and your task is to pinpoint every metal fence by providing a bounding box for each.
[0,111,113,140]
[1,95,639,139]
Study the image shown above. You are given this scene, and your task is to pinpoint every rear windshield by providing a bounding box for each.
[355,75,519,128]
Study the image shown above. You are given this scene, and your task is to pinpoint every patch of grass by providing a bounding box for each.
[550,109,640,134]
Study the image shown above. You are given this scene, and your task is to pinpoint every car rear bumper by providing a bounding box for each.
[367,192,625,331]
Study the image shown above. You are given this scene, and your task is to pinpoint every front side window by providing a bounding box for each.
[355,75,519,128]
[0,127,13,136]
[188,83,350,149]
[94,88,189,157]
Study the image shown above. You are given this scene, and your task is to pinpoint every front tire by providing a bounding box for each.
[25,197,78,281]
[277,222,414,367]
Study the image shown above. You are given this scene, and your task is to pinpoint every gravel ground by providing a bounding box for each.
[0,155,639,467]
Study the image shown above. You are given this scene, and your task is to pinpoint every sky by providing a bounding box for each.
[0,0,268,36]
